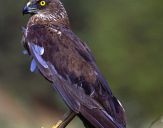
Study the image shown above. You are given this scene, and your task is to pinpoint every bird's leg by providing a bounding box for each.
[52,110,76,128]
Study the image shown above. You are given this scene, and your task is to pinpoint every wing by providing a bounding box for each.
[23,24,126,128]
[49,26,126,127]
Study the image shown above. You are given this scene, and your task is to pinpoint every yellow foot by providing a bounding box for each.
[52,120,63,128]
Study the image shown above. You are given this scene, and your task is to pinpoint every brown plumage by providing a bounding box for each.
[22,0,126,128]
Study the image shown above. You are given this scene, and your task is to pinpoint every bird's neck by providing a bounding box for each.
[27,12,70,28]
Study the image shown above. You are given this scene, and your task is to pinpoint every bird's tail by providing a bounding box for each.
[78,103,124,128]
[79,115,96,128]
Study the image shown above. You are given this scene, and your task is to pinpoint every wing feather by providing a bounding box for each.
[30,59,37,72]
[24,24,126,128]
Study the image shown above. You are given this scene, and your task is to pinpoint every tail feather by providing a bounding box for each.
[79,115,96,128]
[79,105,124,128]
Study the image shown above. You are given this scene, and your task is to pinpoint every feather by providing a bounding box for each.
[31,44,48,69]
[23,23,126,128]
[22,50,28,55]
[30,59,37,72]
[33,44,44,55]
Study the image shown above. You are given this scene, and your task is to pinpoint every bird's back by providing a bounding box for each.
[22,0,126,127]
[24,23,126,128]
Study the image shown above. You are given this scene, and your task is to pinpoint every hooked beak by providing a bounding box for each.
[22,2,38,15]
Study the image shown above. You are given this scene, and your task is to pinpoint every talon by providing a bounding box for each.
[52,120,63,128]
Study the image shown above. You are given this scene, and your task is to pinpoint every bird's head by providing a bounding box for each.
[23,0,69,26]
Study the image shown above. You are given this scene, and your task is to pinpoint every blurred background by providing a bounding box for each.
[0,0,163,128]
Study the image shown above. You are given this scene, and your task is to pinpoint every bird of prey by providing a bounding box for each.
[22,0,126,128]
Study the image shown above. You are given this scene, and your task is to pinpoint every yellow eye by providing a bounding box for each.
[40,0,46,6]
